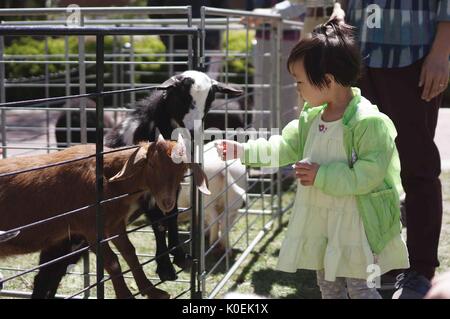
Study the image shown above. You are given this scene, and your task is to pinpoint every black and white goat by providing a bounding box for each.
[32,70,243,298]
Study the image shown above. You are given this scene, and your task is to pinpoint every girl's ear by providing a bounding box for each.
[324,74,335,87]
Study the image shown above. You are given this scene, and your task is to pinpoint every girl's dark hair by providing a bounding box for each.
[287,18,361,88]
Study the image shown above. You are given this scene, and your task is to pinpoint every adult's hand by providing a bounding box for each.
[420,22,450,102]
[327,2,346,24]
[240,8,273,28]
[419,50,449,102]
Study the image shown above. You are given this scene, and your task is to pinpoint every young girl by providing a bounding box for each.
[216,19,409,299]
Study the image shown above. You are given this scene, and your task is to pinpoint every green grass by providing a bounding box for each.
[218,171,450,298]
[0,184,296,299]
[1,171,449,299]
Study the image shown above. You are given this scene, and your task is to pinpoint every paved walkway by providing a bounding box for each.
[436,108,450,171]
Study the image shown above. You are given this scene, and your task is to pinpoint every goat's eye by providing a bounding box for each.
[190,103,195,110]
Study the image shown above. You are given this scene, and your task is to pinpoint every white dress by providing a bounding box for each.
[276,112,409,282]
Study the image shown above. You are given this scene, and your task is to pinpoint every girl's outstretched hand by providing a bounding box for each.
[215,140,244,161]
[294,160,320,186]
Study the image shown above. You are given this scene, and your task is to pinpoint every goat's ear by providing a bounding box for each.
[212,80,243,97]
[154,76,179,90]
[109,146,147,183]
[190,163,211,195]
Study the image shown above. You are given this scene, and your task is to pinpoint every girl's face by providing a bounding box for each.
[291,59,330,107]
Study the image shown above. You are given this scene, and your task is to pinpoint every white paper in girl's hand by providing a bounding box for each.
[292,158,312,169]
[300,158,312,165]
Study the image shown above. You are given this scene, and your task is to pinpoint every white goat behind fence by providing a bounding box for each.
[178,141,247,255]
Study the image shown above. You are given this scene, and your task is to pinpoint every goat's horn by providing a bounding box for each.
[155,127,164,143]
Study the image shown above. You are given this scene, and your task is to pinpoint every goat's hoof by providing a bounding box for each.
[173,254,193,270]
[156,266,178,282]
[116,292,135,299]
[145,287,170,299]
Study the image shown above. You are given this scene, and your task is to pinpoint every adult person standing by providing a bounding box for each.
[147,0,228,77]
[331,0,450,299]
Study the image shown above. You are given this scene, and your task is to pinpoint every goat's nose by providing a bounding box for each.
[162,198,174,209]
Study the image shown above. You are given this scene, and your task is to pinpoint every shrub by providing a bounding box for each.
[221,30,255,84]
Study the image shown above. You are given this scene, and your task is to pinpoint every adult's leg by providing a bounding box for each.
[359,59,443,280]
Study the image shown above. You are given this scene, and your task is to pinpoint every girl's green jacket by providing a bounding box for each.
[241,88,403,254]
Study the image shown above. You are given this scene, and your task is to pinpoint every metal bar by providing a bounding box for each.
[129,35,135,104]
[200,6,206,70]
[168,34,174,76]
[202,7,281,19]
[0,60,189,65]
[64,36,72,147]
[0,35,5,159]
[44,37,50,153]
[0,290,86,299]
[0,7,192,16]
[244,19,250,248]
[0,106,130,112]
[83,251,90,299]
[112,34,119,110]
[0,18,242,26]
[0,26,199,36]
[0,145,139,178]
[223,15,231,273]
[79,14,87,144]
[187,6,193,70]
[0,84,173,108]
[95,34,105,299]
[1,52,244,59]
[276,21,283,228]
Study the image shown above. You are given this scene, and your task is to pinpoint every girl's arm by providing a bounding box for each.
[313,116,397,196]
[215,119,301,168]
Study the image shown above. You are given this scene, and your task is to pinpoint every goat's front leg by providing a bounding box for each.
[145,208,177,281]
[167,200,192,270]
[85,236,133,299]
[110,224,170,299]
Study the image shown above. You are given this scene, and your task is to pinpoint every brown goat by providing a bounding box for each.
[0,136,209,299]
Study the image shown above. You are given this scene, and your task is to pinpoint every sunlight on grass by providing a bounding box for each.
[1,170,449,299]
